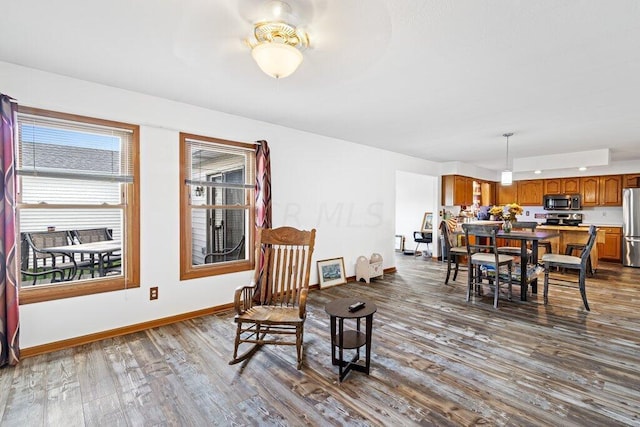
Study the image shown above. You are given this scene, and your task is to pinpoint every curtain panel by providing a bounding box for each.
[254,140,272,299]
[1,94,20,367]
[255,140,272,230]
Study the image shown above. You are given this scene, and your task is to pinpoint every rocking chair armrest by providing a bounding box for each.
[299,288,308,319]
[233,281,257,314]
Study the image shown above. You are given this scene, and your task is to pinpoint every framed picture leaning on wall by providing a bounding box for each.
[317,257,346,288]
[421,212,434,232]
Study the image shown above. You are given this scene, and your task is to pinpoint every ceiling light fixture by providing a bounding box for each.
[534,170,542,174]
[579,166,587,171]
[501,132,514,185]
[246,1,309,79]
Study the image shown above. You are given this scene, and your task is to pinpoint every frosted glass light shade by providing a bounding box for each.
[501,170,513,185]
[251,42,303,78]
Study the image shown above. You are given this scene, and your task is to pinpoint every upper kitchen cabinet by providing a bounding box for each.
[480,181,496,206]
[544,177,581,195]
[517,179,544,205]
[544,178,562,195]
[623,174,640,188]
[581,175,622,206]
[442,175,495,206]
[496,181,518,205]
[581,176,599,206]
[442,175,473,206]
[563,177,581,194]
[600,175,623,205]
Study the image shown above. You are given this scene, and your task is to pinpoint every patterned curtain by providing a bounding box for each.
[0,94,20,367]
[254,140,272,300]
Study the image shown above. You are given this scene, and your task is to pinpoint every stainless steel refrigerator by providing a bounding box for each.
[622,188,640,267]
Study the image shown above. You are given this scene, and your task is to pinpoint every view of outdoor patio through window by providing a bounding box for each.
[16,108,138,296]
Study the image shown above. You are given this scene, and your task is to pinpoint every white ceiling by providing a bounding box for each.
[2,0,640,173]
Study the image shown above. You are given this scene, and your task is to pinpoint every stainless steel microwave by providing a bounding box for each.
[543,194,581,210]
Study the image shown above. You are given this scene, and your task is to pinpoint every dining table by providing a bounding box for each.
[45,240,122,277]
[495,230,560,301]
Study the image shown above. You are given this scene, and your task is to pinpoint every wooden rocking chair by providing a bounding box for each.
[230,226,316,369]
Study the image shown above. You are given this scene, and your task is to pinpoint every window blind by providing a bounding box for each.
[16,113,134,183]
[185,138,255,190]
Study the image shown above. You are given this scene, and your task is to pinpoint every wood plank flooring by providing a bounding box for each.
[1,255,639,426]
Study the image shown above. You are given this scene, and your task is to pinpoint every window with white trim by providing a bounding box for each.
[180,133,255,280]
[16,107,140,304]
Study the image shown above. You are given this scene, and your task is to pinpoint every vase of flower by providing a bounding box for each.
[503,219,512,233]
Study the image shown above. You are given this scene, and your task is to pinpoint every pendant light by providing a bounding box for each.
[501,132,513,185]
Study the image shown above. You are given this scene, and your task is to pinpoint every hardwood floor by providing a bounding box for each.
[2,255,639,426]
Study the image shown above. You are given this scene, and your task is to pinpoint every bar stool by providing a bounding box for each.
[565,243,594,275]
[539,240,552,255]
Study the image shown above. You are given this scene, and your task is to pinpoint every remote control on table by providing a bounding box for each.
[348,301,366,312]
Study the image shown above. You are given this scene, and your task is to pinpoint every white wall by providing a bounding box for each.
[1,61,444,348]
[394,171,438,255]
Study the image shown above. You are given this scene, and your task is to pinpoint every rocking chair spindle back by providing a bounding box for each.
[230,226,316,369]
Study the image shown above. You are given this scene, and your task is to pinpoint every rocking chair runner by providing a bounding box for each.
[230,226,316,369]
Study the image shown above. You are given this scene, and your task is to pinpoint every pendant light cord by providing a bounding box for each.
[505,134,509,169]
[503,132,513,170]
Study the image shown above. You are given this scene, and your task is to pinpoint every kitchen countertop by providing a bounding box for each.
[536,224,622,229]
[537,225,594,231]
[578,223,623,228]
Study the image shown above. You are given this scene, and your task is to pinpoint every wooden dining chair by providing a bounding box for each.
[541,225,597,311]
[463,224,515,309]
[230,226,316,369]
[439,220,467,284]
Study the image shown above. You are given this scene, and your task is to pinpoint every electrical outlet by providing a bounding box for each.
[150,287,158,300]
[525,210,530,216]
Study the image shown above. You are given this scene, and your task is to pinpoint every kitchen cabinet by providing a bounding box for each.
[544,177,581,195]
[581,176,599,206]
[544,179,562,195]
[599,175,623,206]
[563,177,581,194]
[598,226,622,262]
[623,174,640,188]
[581,175,622,207]
[496,182,518,205]
[455,175,473,206]
[517,180,544,205]
[442,175,496,206]
[442,175,473,206]
[480,182,495,206]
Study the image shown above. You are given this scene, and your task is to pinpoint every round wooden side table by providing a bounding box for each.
[325,297,377,382]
